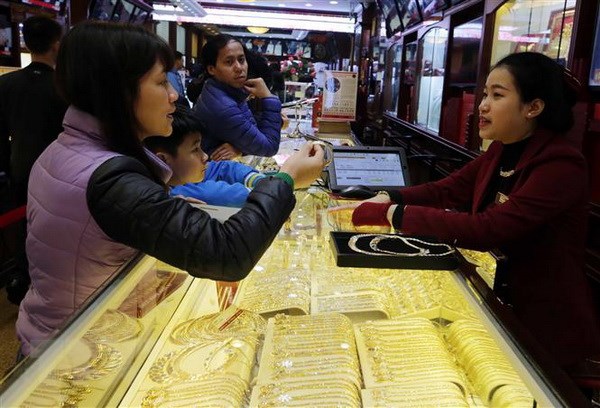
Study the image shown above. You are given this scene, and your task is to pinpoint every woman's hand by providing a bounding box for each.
[281,112,290,131]
[280,142,325,189]
[210,143,242,161]
[243,78,272,99]
[328,191,392,212]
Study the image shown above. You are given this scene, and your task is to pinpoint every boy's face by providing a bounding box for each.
[166,131,208,186]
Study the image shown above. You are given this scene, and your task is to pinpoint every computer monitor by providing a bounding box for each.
[377,0,404,37]
[328,146,410,193]
[398,0,423,30]
[21,0,66,12]
[417,0,448,20]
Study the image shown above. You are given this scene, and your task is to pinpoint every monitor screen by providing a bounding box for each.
[21,0,65,12]
[0,13,11,58]
[417,0,448,19]
[377,0,403,37]
[328,146,410,192]
[398,0,422,29]
[131,8,150,24]
[89,0,114,21]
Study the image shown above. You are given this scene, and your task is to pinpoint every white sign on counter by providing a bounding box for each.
[322,70,358,122]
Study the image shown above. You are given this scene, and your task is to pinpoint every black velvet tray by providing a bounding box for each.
[329,231,459,270]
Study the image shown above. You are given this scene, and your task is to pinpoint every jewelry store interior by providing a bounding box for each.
[1,0,600,406]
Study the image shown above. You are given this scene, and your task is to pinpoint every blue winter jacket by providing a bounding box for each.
[170,161,265,207]
[193,78,282,157]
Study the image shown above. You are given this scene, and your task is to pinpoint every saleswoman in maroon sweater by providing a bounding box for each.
[345,52,600,371]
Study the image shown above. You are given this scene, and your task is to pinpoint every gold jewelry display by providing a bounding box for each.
[364,383,468,407]
[141,374,248,407]
[235,267,311,315]
[20,378,96,408]
[458,248,497,286]
[314,292,391,317]
[490,384,534,407]
[254,313,362,404]
[356,318,466,391]
[118,269,187,318]
[51,340,122,381]
[84,309,143,344]
[149,336,254,384]
[446,319,532,403]
[170,308,265,345]
[257,384,360,408]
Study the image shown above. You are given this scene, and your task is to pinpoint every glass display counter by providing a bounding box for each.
[0,185,588,406]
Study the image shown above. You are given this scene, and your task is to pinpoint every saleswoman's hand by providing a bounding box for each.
[328,191,392,212]
[244,78,272,99]
[211,143,242,161]
[280,142,325,189]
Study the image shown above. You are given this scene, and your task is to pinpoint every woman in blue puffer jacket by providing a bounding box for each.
[193,34,282,161]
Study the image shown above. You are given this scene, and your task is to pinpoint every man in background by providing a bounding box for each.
[167,50,189,106]
[0,15,67,304]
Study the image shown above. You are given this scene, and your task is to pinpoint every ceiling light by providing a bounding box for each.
[305,3,313,6]
[330,1,338,3]
[278,3,285,6]
[153,7,354,33]
[247,26,270,34]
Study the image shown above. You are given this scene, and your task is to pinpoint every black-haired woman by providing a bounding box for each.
[341,52,600,370]
[193,34,282,161]
[16,22,324,356]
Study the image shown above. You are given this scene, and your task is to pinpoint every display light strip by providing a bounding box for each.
[152,5,354,33]
[168,0,206,17]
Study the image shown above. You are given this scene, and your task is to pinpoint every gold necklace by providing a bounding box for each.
[142,374,248,407]
[149,337,253,384]
[84,309,143,344]
[170,309,265,346]
[51,340,122,381]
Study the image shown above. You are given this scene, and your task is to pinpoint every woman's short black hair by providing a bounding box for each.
[55,21,174,181]
[493,52,578,133]
[200,34,244,71]
[144,105,204,157]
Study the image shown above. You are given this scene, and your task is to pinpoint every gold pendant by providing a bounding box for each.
[499,169,515,178]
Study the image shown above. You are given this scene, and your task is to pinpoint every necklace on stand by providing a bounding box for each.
[347,234,455,257]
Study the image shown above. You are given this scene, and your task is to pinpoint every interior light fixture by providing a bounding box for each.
[167,0,206,17]
[154,7,354,33]
[247,26,270,34]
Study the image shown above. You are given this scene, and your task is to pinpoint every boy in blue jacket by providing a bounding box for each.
[144,106,266,207]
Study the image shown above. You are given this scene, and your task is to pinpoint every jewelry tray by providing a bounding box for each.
[330,232,459,270]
